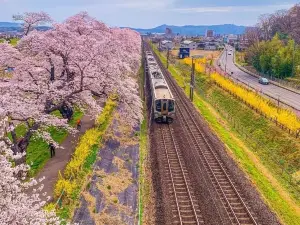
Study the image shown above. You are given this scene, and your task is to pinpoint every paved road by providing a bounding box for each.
[218,47,300,111]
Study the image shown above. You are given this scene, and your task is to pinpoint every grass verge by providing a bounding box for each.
[151,44,300,225]
[137,58,150,224]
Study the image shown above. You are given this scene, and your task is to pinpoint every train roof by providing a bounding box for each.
[145,50,174,100]
[153,80,173,99]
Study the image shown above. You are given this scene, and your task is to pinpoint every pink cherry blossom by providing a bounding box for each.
[0,12,142,153]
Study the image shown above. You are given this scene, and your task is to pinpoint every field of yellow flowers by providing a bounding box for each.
[183,58,206,73]
[54,98,117,206]
[182,57,300,135]
[211,72,300,134]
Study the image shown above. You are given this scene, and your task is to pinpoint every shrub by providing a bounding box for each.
[211,72,300,134]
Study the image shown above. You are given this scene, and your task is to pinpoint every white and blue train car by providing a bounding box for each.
[145,51,175,123]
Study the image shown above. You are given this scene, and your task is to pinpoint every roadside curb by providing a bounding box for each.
[232,53,300,96]
[215,49,300,112]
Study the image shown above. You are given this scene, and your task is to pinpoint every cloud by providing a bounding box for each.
[114,0,174,10]
[171,4,294,13]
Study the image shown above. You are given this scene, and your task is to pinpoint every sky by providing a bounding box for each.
[0,0,298,28]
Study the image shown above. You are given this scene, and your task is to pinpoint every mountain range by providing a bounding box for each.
[128,24,247,36]
[0,22,50,32]
[0,22,247,35]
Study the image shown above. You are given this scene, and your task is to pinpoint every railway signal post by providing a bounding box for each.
[190,60,195,101]
[190,55,204,102]
[166,48,170,69]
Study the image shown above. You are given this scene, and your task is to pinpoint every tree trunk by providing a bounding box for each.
[50,66,55,81]
[10,122,40,165]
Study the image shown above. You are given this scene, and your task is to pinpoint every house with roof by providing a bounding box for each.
[159,40,174,50]
[180,40,197,50]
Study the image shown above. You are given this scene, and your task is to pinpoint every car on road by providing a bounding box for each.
[228,52,232,55]
[258,77,269,85]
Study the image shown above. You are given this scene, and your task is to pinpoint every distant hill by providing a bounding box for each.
[128,24,247,36]
[0,22,21,28]
[0,22,51,32]
[0,22,246,35]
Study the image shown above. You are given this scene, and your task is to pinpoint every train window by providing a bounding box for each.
[163,102,167,111]
[168,100,174,111]
[155,100,161,111]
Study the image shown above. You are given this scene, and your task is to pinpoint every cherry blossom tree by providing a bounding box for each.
[0,12,142,155]
[0,117,60,225]
[13,12,52,36]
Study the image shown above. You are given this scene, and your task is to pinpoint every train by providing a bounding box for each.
[145,50,175,123]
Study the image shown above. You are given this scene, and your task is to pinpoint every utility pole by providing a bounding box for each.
[190,58,195,101]
[166,48,170,69]
[225,47,228,74]
[292,41,296,77]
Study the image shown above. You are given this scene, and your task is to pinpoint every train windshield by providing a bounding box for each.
[163,102,167,111]
[155,100,161,111]
[168,100,175,112]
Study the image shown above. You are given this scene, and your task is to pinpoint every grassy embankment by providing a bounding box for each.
[52,98,116,222]
[8,107,84,177]
[0,38,19,46]
[235,51,248,66]
[152,44,300,225]
[137,61,151,224]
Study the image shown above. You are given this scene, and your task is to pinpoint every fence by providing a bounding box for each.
[191,76,299,187]
[209,99,299,186]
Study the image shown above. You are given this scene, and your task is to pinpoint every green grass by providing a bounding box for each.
[151,43,300,225]
[83,144,99,170]
[9,38,19,46]
[68,107,84,127]
[193,93,300,225]
[26,126,68,177]
[8,107,84,177]
[51,110,64,119]
[139,115,149,224]
[235,51,248,66]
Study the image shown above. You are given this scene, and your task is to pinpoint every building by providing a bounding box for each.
[226,34,238,44]
[159,40,173,50]
[165,27,172,35]
[197,41,206,49]
[180,40,197,50]
[205,30,214,38]
[204,43,217,50]
[178,48,190,59]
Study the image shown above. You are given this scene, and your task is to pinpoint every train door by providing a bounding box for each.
[161,99,168,115]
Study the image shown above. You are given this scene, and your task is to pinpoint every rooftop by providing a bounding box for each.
[182,40,194,45]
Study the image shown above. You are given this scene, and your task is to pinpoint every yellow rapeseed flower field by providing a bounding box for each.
[54,98,117,198]
[183,56,300,134]
[183,58,206,73]
[211,72,300,133]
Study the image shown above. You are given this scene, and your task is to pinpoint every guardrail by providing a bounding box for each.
[215,50,300,113]
[232,53,300,95]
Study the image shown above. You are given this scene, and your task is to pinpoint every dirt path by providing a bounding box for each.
[35,114,95,202]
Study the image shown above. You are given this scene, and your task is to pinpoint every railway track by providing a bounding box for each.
[157,125,204,225]
[148,43,258,225]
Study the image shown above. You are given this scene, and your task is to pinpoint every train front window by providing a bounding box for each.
[163,102,167,111]
[168,100,174,112]
[155,100,161,111]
